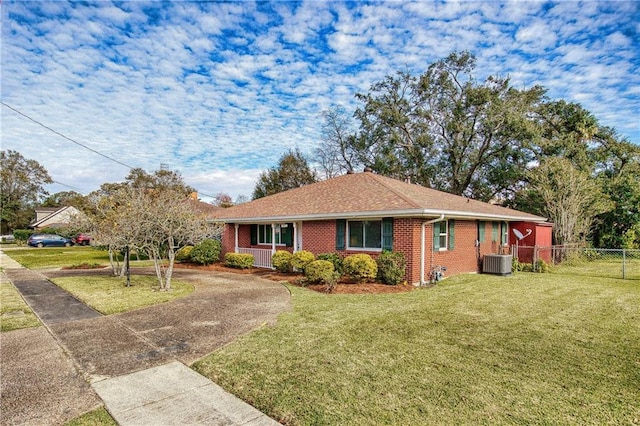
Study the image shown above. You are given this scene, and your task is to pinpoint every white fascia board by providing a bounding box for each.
[217,208,547,224]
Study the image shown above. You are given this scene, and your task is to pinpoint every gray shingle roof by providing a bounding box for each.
[214,171,546,223]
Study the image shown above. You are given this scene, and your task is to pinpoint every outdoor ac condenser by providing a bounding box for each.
[483,254,513,275]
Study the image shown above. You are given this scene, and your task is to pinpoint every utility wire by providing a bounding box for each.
[2,101,135,170]
[2,102,218,200]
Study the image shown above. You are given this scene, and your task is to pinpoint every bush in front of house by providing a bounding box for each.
[12,229,33,244]
[343,253,378,283]
[304,259,339,292]
[376,251,406,285]
[317,253,344,275]
[272,250,293,273]
[224,253,254,269]
[190,239,222,265]
[175,245,194,263]
[291,250,315,272]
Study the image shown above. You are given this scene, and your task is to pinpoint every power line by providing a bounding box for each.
[1,101,135,170]
[2,102,219,201]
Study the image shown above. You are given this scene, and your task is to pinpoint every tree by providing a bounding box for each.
[213,192,234,208]
[88,168,218,289]
[353,51,544,201]
[528,157,612,245]
[315,106,361,178]
[252,149,317,199]
[42,191,90,211]
[0,150,52,232]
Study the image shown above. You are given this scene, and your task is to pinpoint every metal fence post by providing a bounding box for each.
[622,249,626,280]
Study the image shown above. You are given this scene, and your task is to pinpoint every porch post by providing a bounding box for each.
[271,223,276,255]
[293,222,298,253]
[234,224,239,253]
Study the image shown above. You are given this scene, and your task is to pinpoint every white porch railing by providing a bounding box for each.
[238,247,274,269]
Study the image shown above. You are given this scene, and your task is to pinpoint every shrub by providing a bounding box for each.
[190,239,221,265]
[343,253,378,283]
[291,250,315,272]
[304,260,335,283]
[224,253,254,269]
[13,229,33,243]
[376,251,406,285]
[272,250,293,273]
[175,245,194,263]
[317,253,344,275]
[536,259,551,273]
[304,260,339,293]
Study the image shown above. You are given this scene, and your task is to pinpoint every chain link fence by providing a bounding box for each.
[513,245,640,280]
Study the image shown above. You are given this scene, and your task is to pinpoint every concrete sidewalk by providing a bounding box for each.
[93,361,279,426]
[1,250,285,425]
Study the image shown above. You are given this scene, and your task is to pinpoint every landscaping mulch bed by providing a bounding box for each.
[173,262,415,294]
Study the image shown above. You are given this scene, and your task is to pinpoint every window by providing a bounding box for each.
[348,220,382,249]
[439,221,448,250]
[433,219,455,251]
[258,224,282,245]
[501,222,509,245]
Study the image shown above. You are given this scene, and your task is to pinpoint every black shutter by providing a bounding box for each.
[250,224,258,245]
[336,219,346,250]
[382,218,393,251]
[284,223,294,247]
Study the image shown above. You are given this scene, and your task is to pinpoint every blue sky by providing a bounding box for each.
[2,1,639,201]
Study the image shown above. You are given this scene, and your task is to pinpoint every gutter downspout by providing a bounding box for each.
[421,214,445,285]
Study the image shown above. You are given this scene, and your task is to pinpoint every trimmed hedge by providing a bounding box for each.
[343,253,378,283]
[291,250,315,272]
[376,251,406,285]
[190,239,221,265]
[304,259,338,292]
[317,253,344,274]
[175,245,194,263]
[272,250,293,273]
[225,253,254,269]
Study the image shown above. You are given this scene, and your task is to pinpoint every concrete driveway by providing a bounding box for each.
[1,261,290,425]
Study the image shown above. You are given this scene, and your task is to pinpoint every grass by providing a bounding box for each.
[64,407,117,426]
[193,271,640,425]
[3,246,153,269]
[51,275,194,315]
[1,280,41,332]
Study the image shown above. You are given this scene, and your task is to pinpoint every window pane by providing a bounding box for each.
[439,221,448,250]
[349,221,363,247]
[275,225,281,245]
[364,221,382,248]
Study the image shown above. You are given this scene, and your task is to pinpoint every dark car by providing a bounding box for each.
[74,233,92,246]
[27,234,74,248]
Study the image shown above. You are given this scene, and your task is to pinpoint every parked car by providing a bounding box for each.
[74,233,92,246]
[27,234,74,248]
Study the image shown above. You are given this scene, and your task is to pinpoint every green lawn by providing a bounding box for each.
[64,408,117,426]
[4,246,152,269]
[193,271,640,425]
[51,275,194,315]
[1,280,41,332]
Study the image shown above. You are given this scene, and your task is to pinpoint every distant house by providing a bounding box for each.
[30,206,83,230]
[213,170,551,285]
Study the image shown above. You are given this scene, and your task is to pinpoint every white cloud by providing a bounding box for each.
[1,0,638,201]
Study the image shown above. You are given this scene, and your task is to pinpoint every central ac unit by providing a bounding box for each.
[483,254,512,275]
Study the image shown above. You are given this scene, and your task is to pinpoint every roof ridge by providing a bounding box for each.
[367,173,423,209]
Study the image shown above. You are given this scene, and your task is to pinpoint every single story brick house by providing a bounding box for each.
[213,170,550,285]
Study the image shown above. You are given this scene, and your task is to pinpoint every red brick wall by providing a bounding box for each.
[222,218,494,284]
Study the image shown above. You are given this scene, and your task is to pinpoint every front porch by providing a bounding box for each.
[232,222,300,269]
